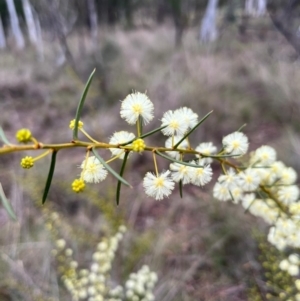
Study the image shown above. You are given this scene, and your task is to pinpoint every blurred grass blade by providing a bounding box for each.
[42,150,57,204]
[0,127,11,145]
[174,110,213,149]
[116,151,130,205]
[73,69,96,140]
[179,180,183,198]
[155,150,202,168]
[92,148,132,188]
[0,183,17,221]
[237,124,247,132]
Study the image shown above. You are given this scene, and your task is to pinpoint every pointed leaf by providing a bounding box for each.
[0,127,11,145]
[42,150,57,204]
[92,148,132,187]
[244,197,256,214]
[73,69,96,140]
[140,125,167,139]
[173,110,213,149]
[155,150,203,168]
[119,125,168,146]
[179,180,183,198]
[202,153,242,159]
[229,190,235,202]
[0,183,17,221]
[116,151,130,205]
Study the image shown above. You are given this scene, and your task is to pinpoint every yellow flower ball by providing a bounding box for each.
[132,138,146,152]
[72,179,85,193]
[16,128,32,143]
[69,119,84,130]
[20,156,34,169]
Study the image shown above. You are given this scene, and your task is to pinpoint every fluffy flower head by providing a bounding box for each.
[237,168,261,191]
[251,145,276,165]
[175,107,198,129]
[222,132,249,156]
[120,92,154,125]
[213,182,231,202]
[109,131,135,159]
[218,168,238,189]
[170,162,192,184]
[277,185,299,204]
[161,110,189,136]
[80,156,108,183]
[143,171,175,200]
[195,142,217,164]
[165,135,188,160]
[189,160,213,186]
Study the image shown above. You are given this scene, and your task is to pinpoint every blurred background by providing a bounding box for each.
[0,0,300,300]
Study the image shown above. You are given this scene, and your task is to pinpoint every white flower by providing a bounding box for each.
[277,185,299,204]
[279,259,289,271]
[218,168,238,189]
[290,203,300,216]
[222,132,249,156]
[259,161,286,184]
[251,145,276,165]
[175,107,198,129]
[288,264,299,276]
[189,160,213,186]
[237,168,261,191]
[241,193,256,210]
[213,182,231,201]
[169,162,192,184]
[78,289,88,299]
[230,186,244,204]
[143,171,175,200]
[109,131,135,159]
[120,92,154,125]
[87,286,96,296]
[195,142,217,164]
[278,167,297,185]
[270,161,285,177]
[55,239,66,249]
[80,156,108,183]
[161,110,189,136]
[289,254,300,265]
[165,135,188,160]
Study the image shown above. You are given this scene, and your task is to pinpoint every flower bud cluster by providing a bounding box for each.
[15,128,32,143]
[255,238,299,301]
[51,225,126,300]
[279,254,300,276]
[124,265,158,301]
[20,156,34,169]
[48,223,157,301]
